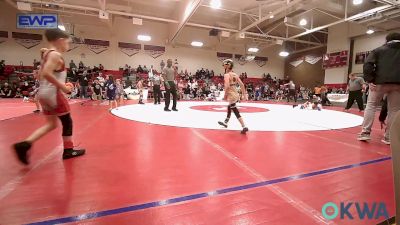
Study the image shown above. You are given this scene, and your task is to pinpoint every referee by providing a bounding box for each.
[345,73,365,112]
[162,59,178,112]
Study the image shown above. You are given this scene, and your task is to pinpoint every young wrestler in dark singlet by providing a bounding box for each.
[218,59,249,134]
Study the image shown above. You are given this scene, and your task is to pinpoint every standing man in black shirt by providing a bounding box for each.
[151,73,162,104]
[358,33,400,144]
[0,60,5,76]
[69,60,77,70]
[79,72,89,99]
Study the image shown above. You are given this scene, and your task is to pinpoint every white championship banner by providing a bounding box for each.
[327,93,349,103]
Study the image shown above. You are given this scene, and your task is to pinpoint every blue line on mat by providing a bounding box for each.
[27,156,391,225]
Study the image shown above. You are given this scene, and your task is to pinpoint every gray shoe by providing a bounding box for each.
[357,132,371,141]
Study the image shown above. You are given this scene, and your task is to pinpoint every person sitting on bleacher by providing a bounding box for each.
[0,82,13,98]
[15,87,23,98]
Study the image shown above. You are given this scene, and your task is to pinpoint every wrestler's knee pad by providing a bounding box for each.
[59,114,73,136]
[230,103,241,119]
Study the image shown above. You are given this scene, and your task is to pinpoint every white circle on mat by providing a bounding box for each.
[111,101,363,132]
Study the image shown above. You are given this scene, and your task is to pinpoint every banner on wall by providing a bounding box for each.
[304,55,322,64]
[322,50,348,69]
[217,52,233,62]
[144,45,165,58]
[355,51,371,64]
[68,36,84,52]
[289,57,304,67]
[254,56,268,67]
[0,31,8,44]
[234,54,247,65]
[84,38,110,54]
[12,32,42,49]
[119,42,141,57]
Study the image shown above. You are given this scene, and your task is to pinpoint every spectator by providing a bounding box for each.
[78,61,84,69]
[116,79,125,107]
[33,59,40,70]
[137,65,144,73]
[0,60,5,75]
[143,65,149,73]
[177,80,185,100]
[79,72,89,98]
[160,60,165,71]
[151,72,162,104]
[174,59,178,71]
[180,70,185,79]
[136,77,145,104]
[358,32,400,144]
[96,72,105,83]
[0,82,13,98]
[15,87,23,98]
[69,60,77,70]
[18,61,23,72]
[123,64,129,76]
[91,79,103,102]
[191,79,198,98]
[105,75,118,110]
[183,83,191,100]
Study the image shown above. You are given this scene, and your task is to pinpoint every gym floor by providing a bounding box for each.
[0,98,395,225]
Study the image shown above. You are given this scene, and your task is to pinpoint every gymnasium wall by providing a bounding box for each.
[351,32,387,74]
[284,47,327,88]
[0,3,284,78]
[324,22,396,85]
[324,23,351,85]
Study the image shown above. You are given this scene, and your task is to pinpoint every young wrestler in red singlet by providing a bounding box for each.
[13,29,85,165]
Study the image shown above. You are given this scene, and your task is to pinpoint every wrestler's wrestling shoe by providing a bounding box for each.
[13,141,32,165]
[218,121,228,128]
[241,127,249,134]
[63,148,86,160]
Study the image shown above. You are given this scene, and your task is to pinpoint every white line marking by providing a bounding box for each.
[300,132,390,156]
[191,129,336,225]
[0,145,62,201]
[0,112,107,201]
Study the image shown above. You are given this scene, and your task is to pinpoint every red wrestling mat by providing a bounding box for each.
[0,99,85,121]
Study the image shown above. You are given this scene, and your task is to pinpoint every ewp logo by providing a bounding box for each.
[17,14,58,29]
[322,202,389,220]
